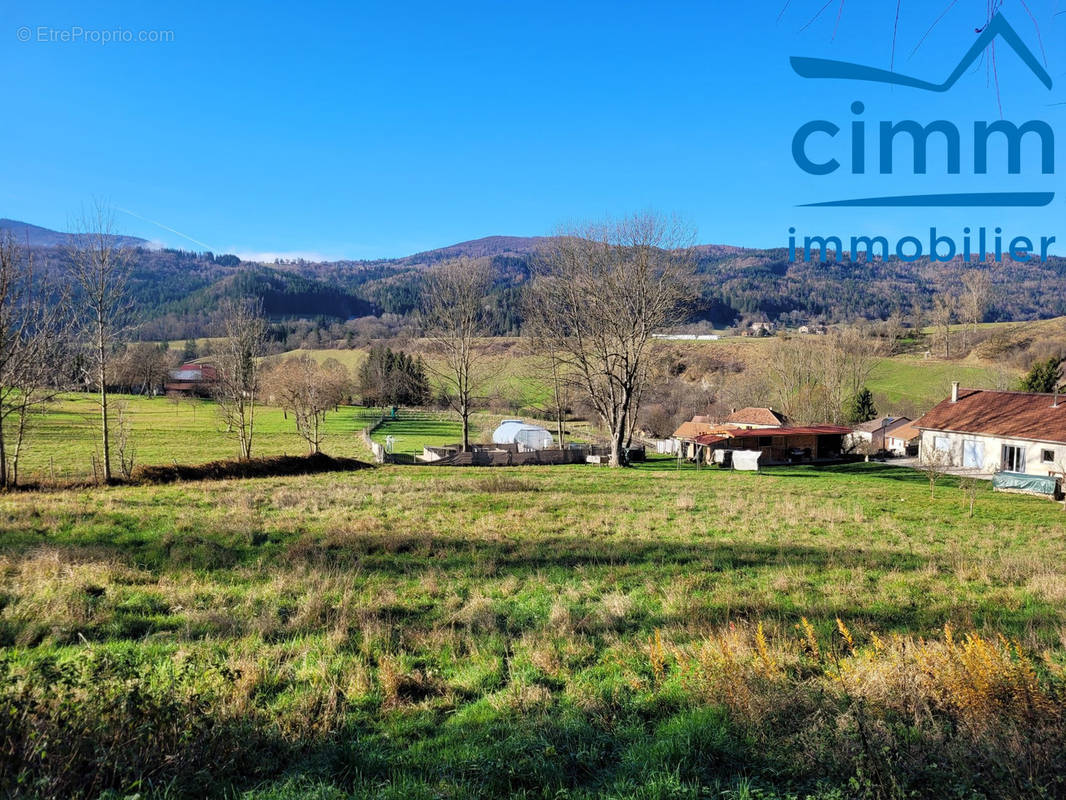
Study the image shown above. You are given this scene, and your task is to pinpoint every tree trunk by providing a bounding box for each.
[461,403,470,452]
[609,412,628,468]
[551,357,565,447]
[99,332,111,483]
[0,412,7,489]
[12,407,28,488]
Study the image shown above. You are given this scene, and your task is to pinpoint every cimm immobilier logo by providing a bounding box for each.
[788,13,1056,264]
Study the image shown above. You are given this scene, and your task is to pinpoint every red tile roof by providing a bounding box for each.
[672,420,729,440]
[887,422,921,442]
[723,407,788,426]
[916,389,1066,444]
[693,425,851,445]
[852,416,912,434]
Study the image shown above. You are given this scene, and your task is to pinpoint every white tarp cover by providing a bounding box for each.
[731,449,762,471]
[492,420,553,450]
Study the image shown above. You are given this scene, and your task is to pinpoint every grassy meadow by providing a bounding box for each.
[284,337,1012,416]
[15,395,379,483]
[864,358,1006,412]
[0,337,1053,799]
[2,452,1066,798]
[370,415,467,455]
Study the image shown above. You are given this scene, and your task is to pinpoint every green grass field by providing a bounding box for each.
[866,357,1004,411]
[0,345,1054,799]
[287,339,1015,417]
[16,395,378,482]
[370,413,467,455]
[2,450,1065,798]
[279,343,557,410]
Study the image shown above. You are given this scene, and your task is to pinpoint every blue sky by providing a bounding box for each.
[1,0,1063,260]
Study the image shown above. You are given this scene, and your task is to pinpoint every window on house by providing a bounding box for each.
[962,440,983,469]
[934,436,950,452]
[1002,445,1025,473]
[1042,449,1055,464]
[758,436,772,447]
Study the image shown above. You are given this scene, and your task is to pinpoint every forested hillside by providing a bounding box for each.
[6,219,1066,347]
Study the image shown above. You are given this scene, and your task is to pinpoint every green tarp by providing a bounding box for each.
[992,471,1058,496]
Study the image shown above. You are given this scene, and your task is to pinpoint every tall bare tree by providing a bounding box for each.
[527,212,694,466]
[542,344,571,448]
[960,269,991,337]
[422,258,493,451]
[0,235,70,487]
[820,326,882,423]
[270,354,350,454]
[66,202,132,484]
[214,298,266,460]
[765,336,824,424]
[931,293,957,359]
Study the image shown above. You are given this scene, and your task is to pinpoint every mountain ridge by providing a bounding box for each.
[0,218,150,250]
[3,218,1065,345]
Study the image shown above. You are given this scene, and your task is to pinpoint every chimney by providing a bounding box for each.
[951,382,959,403]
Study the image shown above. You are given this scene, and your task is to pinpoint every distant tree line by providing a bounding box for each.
[357,344,430,408]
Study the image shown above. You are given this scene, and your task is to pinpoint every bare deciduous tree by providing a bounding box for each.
[931,293,957,359]
[765,327,882,424]
[116,342,169,395]
[270,354,350,454]
[958,473,981,518]
[960,270,991,350]
[521,336,573,448]
[765,336,824,424]
[918,442,953,499]
[214,298,266,460]
[422,258,493,451]
[527,212,694,466]
[66,203,132,483]
[0,235,70,487]
[114,400,137,480]
[822,326,883,423]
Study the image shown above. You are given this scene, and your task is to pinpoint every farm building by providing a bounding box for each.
[845,416,913,455]
[671,415,722,459]
[692,425,852,465]
[164,362,218,396]
[916,383,1066,476]
[671,409,790,459]
[491,420,554,451]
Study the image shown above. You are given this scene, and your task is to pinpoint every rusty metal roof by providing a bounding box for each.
[692,425,851,445]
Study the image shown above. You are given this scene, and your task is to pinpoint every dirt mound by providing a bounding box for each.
[133,453,373,484]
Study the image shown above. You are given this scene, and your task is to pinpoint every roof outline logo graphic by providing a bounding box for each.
[791,12,1052,92]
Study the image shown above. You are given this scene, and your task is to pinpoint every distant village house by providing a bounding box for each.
[164,362,218,396]
[845,416,914,456]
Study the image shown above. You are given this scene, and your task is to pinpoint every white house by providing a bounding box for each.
[916,383,1066,476]
[845,416,912,455]
[884,421,921,456]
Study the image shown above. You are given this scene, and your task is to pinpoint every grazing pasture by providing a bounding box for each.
[1,459,1064,798]
[12,395,377,483]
